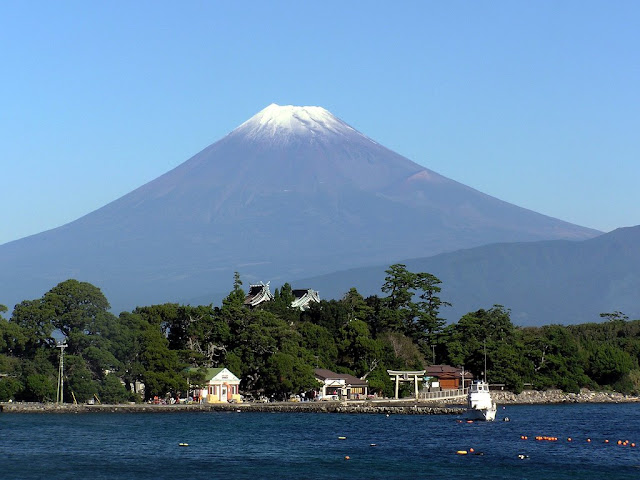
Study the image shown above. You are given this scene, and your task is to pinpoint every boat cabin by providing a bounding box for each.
[469,380,490,394]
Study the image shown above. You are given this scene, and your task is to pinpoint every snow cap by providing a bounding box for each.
[230,103,357,143]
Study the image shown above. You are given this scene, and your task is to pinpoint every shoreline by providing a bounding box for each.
[491,389,640,405]
[0,401,463,415]
[2,390,638,414]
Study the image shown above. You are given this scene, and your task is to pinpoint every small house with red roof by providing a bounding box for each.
[425,365,473,390]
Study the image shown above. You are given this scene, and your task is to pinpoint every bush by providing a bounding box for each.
[612,369,640,395]
[558,377,580,394]
[589,344,634,386]
[0,377,23,401]
[23,374,56,402]
[98,374,130,404]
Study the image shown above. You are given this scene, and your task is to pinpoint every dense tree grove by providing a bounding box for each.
[1,265,639,403]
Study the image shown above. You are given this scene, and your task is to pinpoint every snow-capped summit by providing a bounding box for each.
[230,103,360,143]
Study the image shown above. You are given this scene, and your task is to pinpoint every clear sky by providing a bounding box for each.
[1,1,638,245]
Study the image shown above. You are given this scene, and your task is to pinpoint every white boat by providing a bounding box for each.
[466,380,497,421]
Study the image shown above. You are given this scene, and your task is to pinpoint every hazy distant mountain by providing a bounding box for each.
[295,226,640,326]
[0,104,599,313]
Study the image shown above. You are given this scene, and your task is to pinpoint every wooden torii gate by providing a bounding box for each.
[387,370,426,399]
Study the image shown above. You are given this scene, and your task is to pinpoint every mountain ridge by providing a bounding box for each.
[0,104,600,314]
[291,226,640,326]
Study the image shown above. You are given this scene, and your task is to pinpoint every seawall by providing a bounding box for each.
[0,401,464,415]
[3,390,638,414]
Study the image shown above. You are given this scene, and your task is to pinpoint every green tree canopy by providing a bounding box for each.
[45,279,111,339]
[379,264,450,354]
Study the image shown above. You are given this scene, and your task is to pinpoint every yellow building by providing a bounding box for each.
[193,367,242,403]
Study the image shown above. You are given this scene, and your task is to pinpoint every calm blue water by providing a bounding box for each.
[1,403,639,479]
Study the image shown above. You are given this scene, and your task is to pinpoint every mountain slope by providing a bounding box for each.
[0,104,600,313]
[296,226,640,325]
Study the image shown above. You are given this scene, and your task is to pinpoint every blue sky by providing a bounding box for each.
[1,1,638,245]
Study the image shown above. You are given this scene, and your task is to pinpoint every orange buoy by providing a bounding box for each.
[344,456,350,460]
[567,438,572,442]
[587,438,591,443]
[604,439,609,444]
[469,448,475,453]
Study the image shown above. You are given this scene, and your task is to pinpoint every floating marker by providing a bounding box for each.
[179,443,189,447]
[344,456,350,460]
[456,450,468,455]
[338,436,347,440]
[370,443,377,447]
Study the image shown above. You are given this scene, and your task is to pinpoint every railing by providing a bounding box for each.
[418,388,468,401]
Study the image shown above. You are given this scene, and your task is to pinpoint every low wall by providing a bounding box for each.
[4,390,638,414]
[0,401,464,415]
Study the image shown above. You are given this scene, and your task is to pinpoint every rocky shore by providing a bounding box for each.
[492,389,640,405]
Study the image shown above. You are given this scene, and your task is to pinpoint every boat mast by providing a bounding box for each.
[483,339,487,383]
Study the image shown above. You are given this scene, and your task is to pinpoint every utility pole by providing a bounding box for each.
[431,344,436,364]
[56,342,67,404]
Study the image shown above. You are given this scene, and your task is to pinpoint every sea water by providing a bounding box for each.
[1,403,639,479]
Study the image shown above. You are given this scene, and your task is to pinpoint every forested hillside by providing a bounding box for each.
[1,267,638,403]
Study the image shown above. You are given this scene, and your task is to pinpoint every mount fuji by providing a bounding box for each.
[0,104,600,313]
